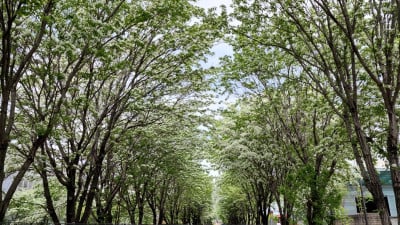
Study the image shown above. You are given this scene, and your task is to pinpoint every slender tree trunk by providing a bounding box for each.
[307,172,320,225]
[104,208,113,224]
[96,206,105,224]
[0,135,47,221]
[261,205,268,225]
[386,109,400,224]
[96,195,108,224]
[129,208,136,225]
[0,1,53,220]
[40,148,61,225]
[351,111,391,225]
[66,182,76,223]
[138,199,144,225]
[79,153,104,223]
[41,172,61,225]
[123,191,137,224]
[182,207,190,225]
[150,205,157,225]
[256,197,262,225]
[158,208,165,225]
[157,182,167,225]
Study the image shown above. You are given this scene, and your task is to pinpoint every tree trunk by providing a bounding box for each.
[386,109,400,224]
[122,190,137,224]
[40,147,61,225]
[79,128,112,223]
[66,163,77,223]
[42,176,61,225]
[182,207,190,225]
[0,1,54,220]
[138,199,145,225]
[150,205,157,225]
[0,136,47,221]
[351,111,391,225]
[129,208,136,225]
[158,208,165,225]
[66,183,76,223]
[105,209,113,224]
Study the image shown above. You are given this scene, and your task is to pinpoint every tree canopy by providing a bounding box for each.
[3,0,400,225]
[2,0,223,223]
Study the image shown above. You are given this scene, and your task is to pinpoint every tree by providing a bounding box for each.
[0,0,55,221]
[213,100,287,225]
[7,177,66,223]
[226,0,400,224]
[0,0,223,222]
[114,107,213,225]
[10,0,223,223]
[214,95,349,225]
[217,174,251,225]
[216,55,351,224]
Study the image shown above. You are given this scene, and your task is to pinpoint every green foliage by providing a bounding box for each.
[7,179,66,222]
[217,177,249,225]
[113,112,214,224]
[213,83,352,224]
[215,7,355,219]
[3,0,224,223]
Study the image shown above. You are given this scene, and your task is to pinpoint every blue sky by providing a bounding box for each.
[193,0,236,111]
[194,0,234,68]
[194,0,235,177]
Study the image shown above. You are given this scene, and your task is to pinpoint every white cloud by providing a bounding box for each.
[202,42,233,68]
[192,0,232,9]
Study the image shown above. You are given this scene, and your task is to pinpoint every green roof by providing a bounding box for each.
[358,170,392,185]
[379,170,392,185]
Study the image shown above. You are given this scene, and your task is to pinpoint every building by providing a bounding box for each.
[2,173,33,193]
[343,169,395,217]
